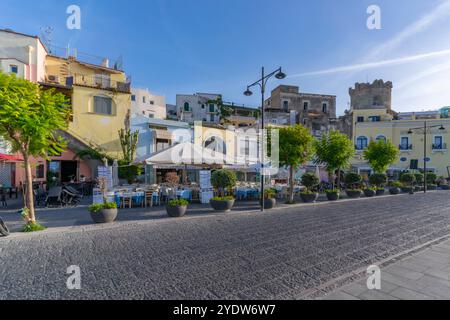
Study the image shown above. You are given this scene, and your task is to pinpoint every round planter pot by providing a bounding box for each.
[376,189,385,196]
[326,192,340,201]
[401,186,414,194]
[260,198,276,209]
[441,185,450,190]
[300,193,319,203]
[210,199,235,212]
[363,189,376,197]
[90,208,118,224]
[166,205,187,217]
[389,187,401,195]
[346,190,362,199]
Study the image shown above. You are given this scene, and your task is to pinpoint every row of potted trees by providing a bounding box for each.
[297,171,450,204]
[88,169,449,223]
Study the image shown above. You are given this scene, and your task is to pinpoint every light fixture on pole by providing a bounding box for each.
[243,67,286,212]
[407,122,445,193]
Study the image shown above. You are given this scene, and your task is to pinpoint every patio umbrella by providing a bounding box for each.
[145,142,244,166]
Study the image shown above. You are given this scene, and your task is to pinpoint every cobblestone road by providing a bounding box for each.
[1,192,450,300]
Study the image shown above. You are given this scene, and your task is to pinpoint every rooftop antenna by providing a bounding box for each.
[40,26,54,53]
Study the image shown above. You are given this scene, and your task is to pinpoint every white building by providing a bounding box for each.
[176,93,221,124]
[0,28,47,82]
[131,88,166,119]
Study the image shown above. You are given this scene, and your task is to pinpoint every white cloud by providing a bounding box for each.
[289,49,450,77]
[365,0,450,61]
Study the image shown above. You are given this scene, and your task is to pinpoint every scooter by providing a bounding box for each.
[0,217,9,237]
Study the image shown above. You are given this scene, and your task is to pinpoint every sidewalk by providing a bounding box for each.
[323,239,450,300]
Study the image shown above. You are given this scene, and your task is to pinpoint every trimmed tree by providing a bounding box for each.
[211,169,237,197]
[0,72,70,227]
[363,139,399,174]
[279,125,314,203]
[314,131,355,189]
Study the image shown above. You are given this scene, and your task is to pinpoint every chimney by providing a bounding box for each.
[102,58,109,68]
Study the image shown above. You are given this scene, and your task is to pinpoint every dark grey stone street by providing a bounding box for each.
[1,191,450,300]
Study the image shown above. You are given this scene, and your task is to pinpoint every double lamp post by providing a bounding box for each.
[407,122,445,193]
[243,67,286,212]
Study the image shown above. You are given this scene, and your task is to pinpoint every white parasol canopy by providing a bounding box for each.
[145,142,246,166]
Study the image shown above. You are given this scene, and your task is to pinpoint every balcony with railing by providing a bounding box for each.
[399,144,413,151]
[68,74,131,93]
[432,143,447,152]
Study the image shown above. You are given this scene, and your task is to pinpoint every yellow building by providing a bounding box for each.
[43,55,131,159]
[351,107,450,178]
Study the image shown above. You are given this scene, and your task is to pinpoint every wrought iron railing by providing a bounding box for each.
[65,74,131,93]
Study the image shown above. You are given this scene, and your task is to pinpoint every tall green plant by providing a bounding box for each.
[363,139,399,174]
[119,128,139,162]
[279,125,314,203]
[0,72,70,224]
[314,131,355,189]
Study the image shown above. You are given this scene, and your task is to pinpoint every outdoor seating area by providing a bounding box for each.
[108,184,198,209]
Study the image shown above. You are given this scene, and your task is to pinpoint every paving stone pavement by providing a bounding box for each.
[1,191,450,300]
[323,239,450,300]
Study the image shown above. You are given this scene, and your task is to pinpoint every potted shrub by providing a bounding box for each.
[210,196,235,212]
[414,173,424,192]
[369,173,387,196]
[344,172,362,198]
[400,173,415,193]
[300,173,319,203]
[166,199,188,217]
[88,202,118,223]
[261,188,277,209]
[363,186,376,197]
[88,177,118,223]
[210,169,237,212]
[325,189,340,201]
[426,173,438,190]
[389,181,401,195]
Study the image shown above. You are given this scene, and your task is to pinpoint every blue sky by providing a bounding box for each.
[1,0,450,115]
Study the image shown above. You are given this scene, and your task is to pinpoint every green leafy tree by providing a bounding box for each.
[301,173,319,193]
[314,131,355,189]
[211,169,237,197]
[118,128,140,183]
[279,125,314,203]
[363,139,399,174]
[344,172,362,190]
[0,72,70,224]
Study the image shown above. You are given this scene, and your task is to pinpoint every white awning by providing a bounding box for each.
[145,142,247,166]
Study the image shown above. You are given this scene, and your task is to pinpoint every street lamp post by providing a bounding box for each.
[408,122,445,193]
[244,67,286,212]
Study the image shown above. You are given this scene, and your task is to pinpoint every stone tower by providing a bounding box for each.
[349,79,393,110]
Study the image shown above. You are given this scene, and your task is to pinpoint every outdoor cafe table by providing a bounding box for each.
[176,189,192,201]
[114,191,145,208]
